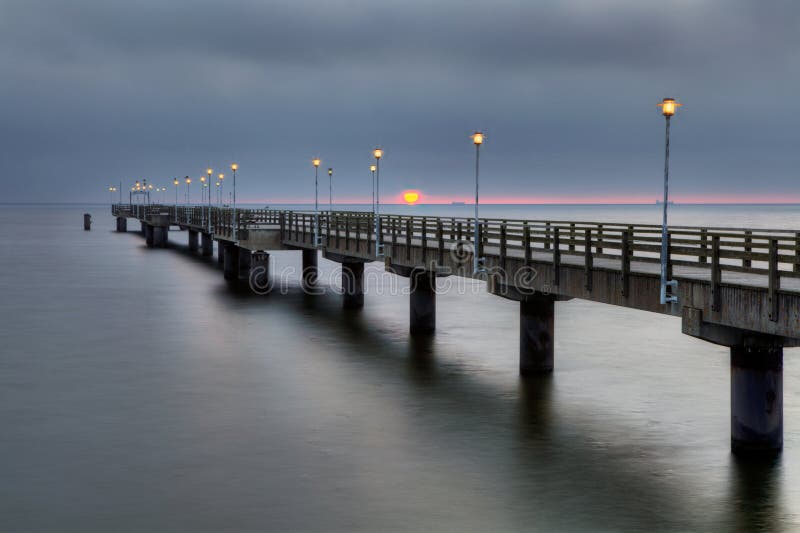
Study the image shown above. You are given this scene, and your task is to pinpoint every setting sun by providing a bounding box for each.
[402,190,420,205]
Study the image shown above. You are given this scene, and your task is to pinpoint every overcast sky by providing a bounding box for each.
[2,0,799,204]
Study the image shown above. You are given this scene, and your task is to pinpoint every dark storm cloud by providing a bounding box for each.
[1,0,799,203]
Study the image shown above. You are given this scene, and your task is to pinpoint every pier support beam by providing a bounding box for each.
[520,296,555,375]
[140,221,146,236]
[153,226,168,247]
[731,341,783,455]
[342,261,364,309]
[238,247,252,283]
[116,217,127,232]
[223,243,239,281]
[410,269,436,334]
[250,251,271,293]
[302,249,318,286]
[217,241,225,265]
[201,232,213,257]
[145,224,155,247]
[188,230,199,252]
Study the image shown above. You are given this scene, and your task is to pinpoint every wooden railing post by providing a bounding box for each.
[545,222,551,250]
[553,227,561,286]
[700,228,708,264]
[769,238,780,322]
[596,224,604,254]
[406,218,412,261]
[621,230,630,297]
[421,218,427,263]
[711,235,721,312]
[569,223,576,252]
[795,232,800,273]
[743,230,752,268]
[523,222,531,264]
[499,223,507,272]
[345,216,351,251]
[437,220,444,265]
[584,228,593,291]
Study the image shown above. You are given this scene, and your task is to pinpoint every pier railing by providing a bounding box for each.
[113,205,800,286]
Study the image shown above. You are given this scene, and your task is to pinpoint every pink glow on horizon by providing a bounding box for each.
[241,192,800,205]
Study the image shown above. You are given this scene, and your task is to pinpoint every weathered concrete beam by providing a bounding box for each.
[223,243,239,281]
[188,230,199,252]
[217,240,225,265]
[302,249,318,286]
[731,340,783,455]
[342,261,365,309]
[153,226,168,248]
[140,220,146,236]
[116,217,127,232]
[238,247,252,283]
[409,269,436,334]
[519,295,556,375]
[250,251,271,293]
[682,307,799,348]
[145,224,155,247]
[201,232,213,257]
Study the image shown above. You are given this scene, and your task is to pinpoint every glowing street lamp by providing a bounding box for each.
[373,148,384,257]
[328,167,333,213]
[657,97,682,304]
[218,173,224,206]
[185,176,191,204]
[312,158,321,246]
[231,163,239,240]
[173,178,179,207]
[471,132,485,274]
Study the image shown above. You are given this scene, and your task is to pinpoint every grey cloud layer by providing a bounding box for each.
[1,0,799,202]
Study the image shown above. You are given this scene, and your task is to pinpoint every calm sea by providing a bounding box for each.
[2,203,800,532]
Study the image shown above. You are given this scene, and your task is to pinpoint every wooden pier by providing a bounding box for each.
[112,203,800,455]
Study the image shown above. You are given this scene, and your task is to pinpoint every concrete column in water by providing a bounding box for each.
[116,217,127,232]
[217,240,225,265]
[145,224,155,247]
[237,247,252,283]
[520,296,555,375]
[410,269,436,334]
[223,243,239,281]
[250,251,271,293]
[302,249,318,286]
[140,220,146,236]
[731,341,783,455]
[201,232,213,257]
[188,230,199,251]
[342,261,364,309]
[153,226,168,247]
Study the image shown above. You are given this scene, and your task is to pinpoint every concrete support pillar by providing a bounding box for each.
[302,249,318,286]
[342,261,364,309]
[520,296,555,375]
[145,224,155,247]
[238,247,252,282]
[223,243,239,281]
[731,343,783,455]
[188,230,199,252]
[217,241,225,265]
[140,220,146,236]
[250,251,271,293]
[116,217,127,232]
[153,226,168,248]
[201,232,213,257]
[83,213,92,230]
[410,270,436,334]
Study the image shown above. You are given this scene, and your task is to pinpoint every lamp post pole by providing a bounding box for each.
[658,98,681,305]
[231,164,238,240]
[370,165,376,216]
[472,132,485,274]
[373,149,383,256]
[206,169,213,233]
[328,168,333,213]
[312,158,320,246]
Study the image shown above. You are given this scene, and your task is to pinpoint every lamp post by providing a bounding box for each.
[206,168,213,232]
[173,178,179,210]
[658,97,682,304]
[108,186,116,205]
[312,158,321,246]
[373,148,383,256]
[185,176,191,204]
[218,173,224,206]
[370,164,376,215]
[231,163,238,240]
[215,181,220,204]
[328,167,333,213]
[471,132,485,274]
